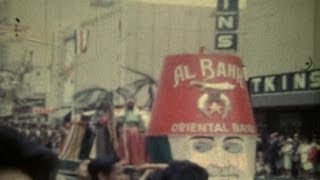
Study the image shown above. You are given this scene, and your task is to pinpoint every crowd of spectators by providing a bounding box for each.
[0,125,59,180]
[0,123,209,180]
[0,120,69,154]
[256,132,320,179]
[3,118,320,180]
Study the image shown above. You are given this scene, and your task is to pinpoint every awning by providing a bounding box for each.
[250,90,320,108]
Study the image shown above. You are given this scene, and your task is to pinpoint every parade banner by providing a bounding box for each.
[148,54,256,136]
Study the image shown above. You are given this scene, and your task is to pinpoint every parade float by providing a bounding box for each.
[147,52,257,180]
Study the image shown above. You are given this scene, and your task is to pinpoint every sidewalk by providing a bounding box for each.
[255,176,318,180]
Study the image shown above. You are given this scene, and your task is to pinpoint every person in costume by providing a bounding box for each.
[116,99,148,165]
[87,101,115,159]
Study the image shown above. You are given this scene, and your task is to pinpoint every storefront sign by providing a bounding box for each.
[248,69,320,94]
[215,0,239,51]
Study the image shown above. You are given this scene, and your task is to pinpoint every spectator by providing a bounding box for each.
[316,138,320,177]
[298,137,313,179]
[0,126,59,180]
[308,138,320,177]
[88,155,128,180]
[291,133,301,178]
[281,138,293,178]
[256,151,271,179]
[265,132,280,176]
[276,134,285,174]
[146,160,208,180]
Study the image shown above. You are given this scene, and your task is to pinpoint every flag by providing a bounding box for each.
[75,29,89,55]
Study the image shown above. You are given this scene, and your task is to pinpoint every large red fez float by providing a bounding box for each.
[148,53,256,136]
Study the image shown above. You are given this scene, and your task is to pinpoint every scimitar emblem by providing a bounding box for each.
[189,80,235,118]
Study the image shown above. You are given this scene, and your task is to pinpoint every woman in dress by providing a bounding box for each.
[298,138,313,179]
[281,138,293,178]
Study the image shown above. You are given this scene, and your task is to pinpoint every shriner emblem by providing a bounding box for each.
[189,80,235,118]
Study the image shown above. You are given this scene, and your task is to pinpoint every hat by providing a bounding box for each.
[287,138,293,143]
[148,53,256,136]
[82,110,96,116]
[270,132,278,138]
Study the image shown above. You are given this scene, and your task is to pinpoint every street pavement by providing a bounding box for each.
[255,176,317,180]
